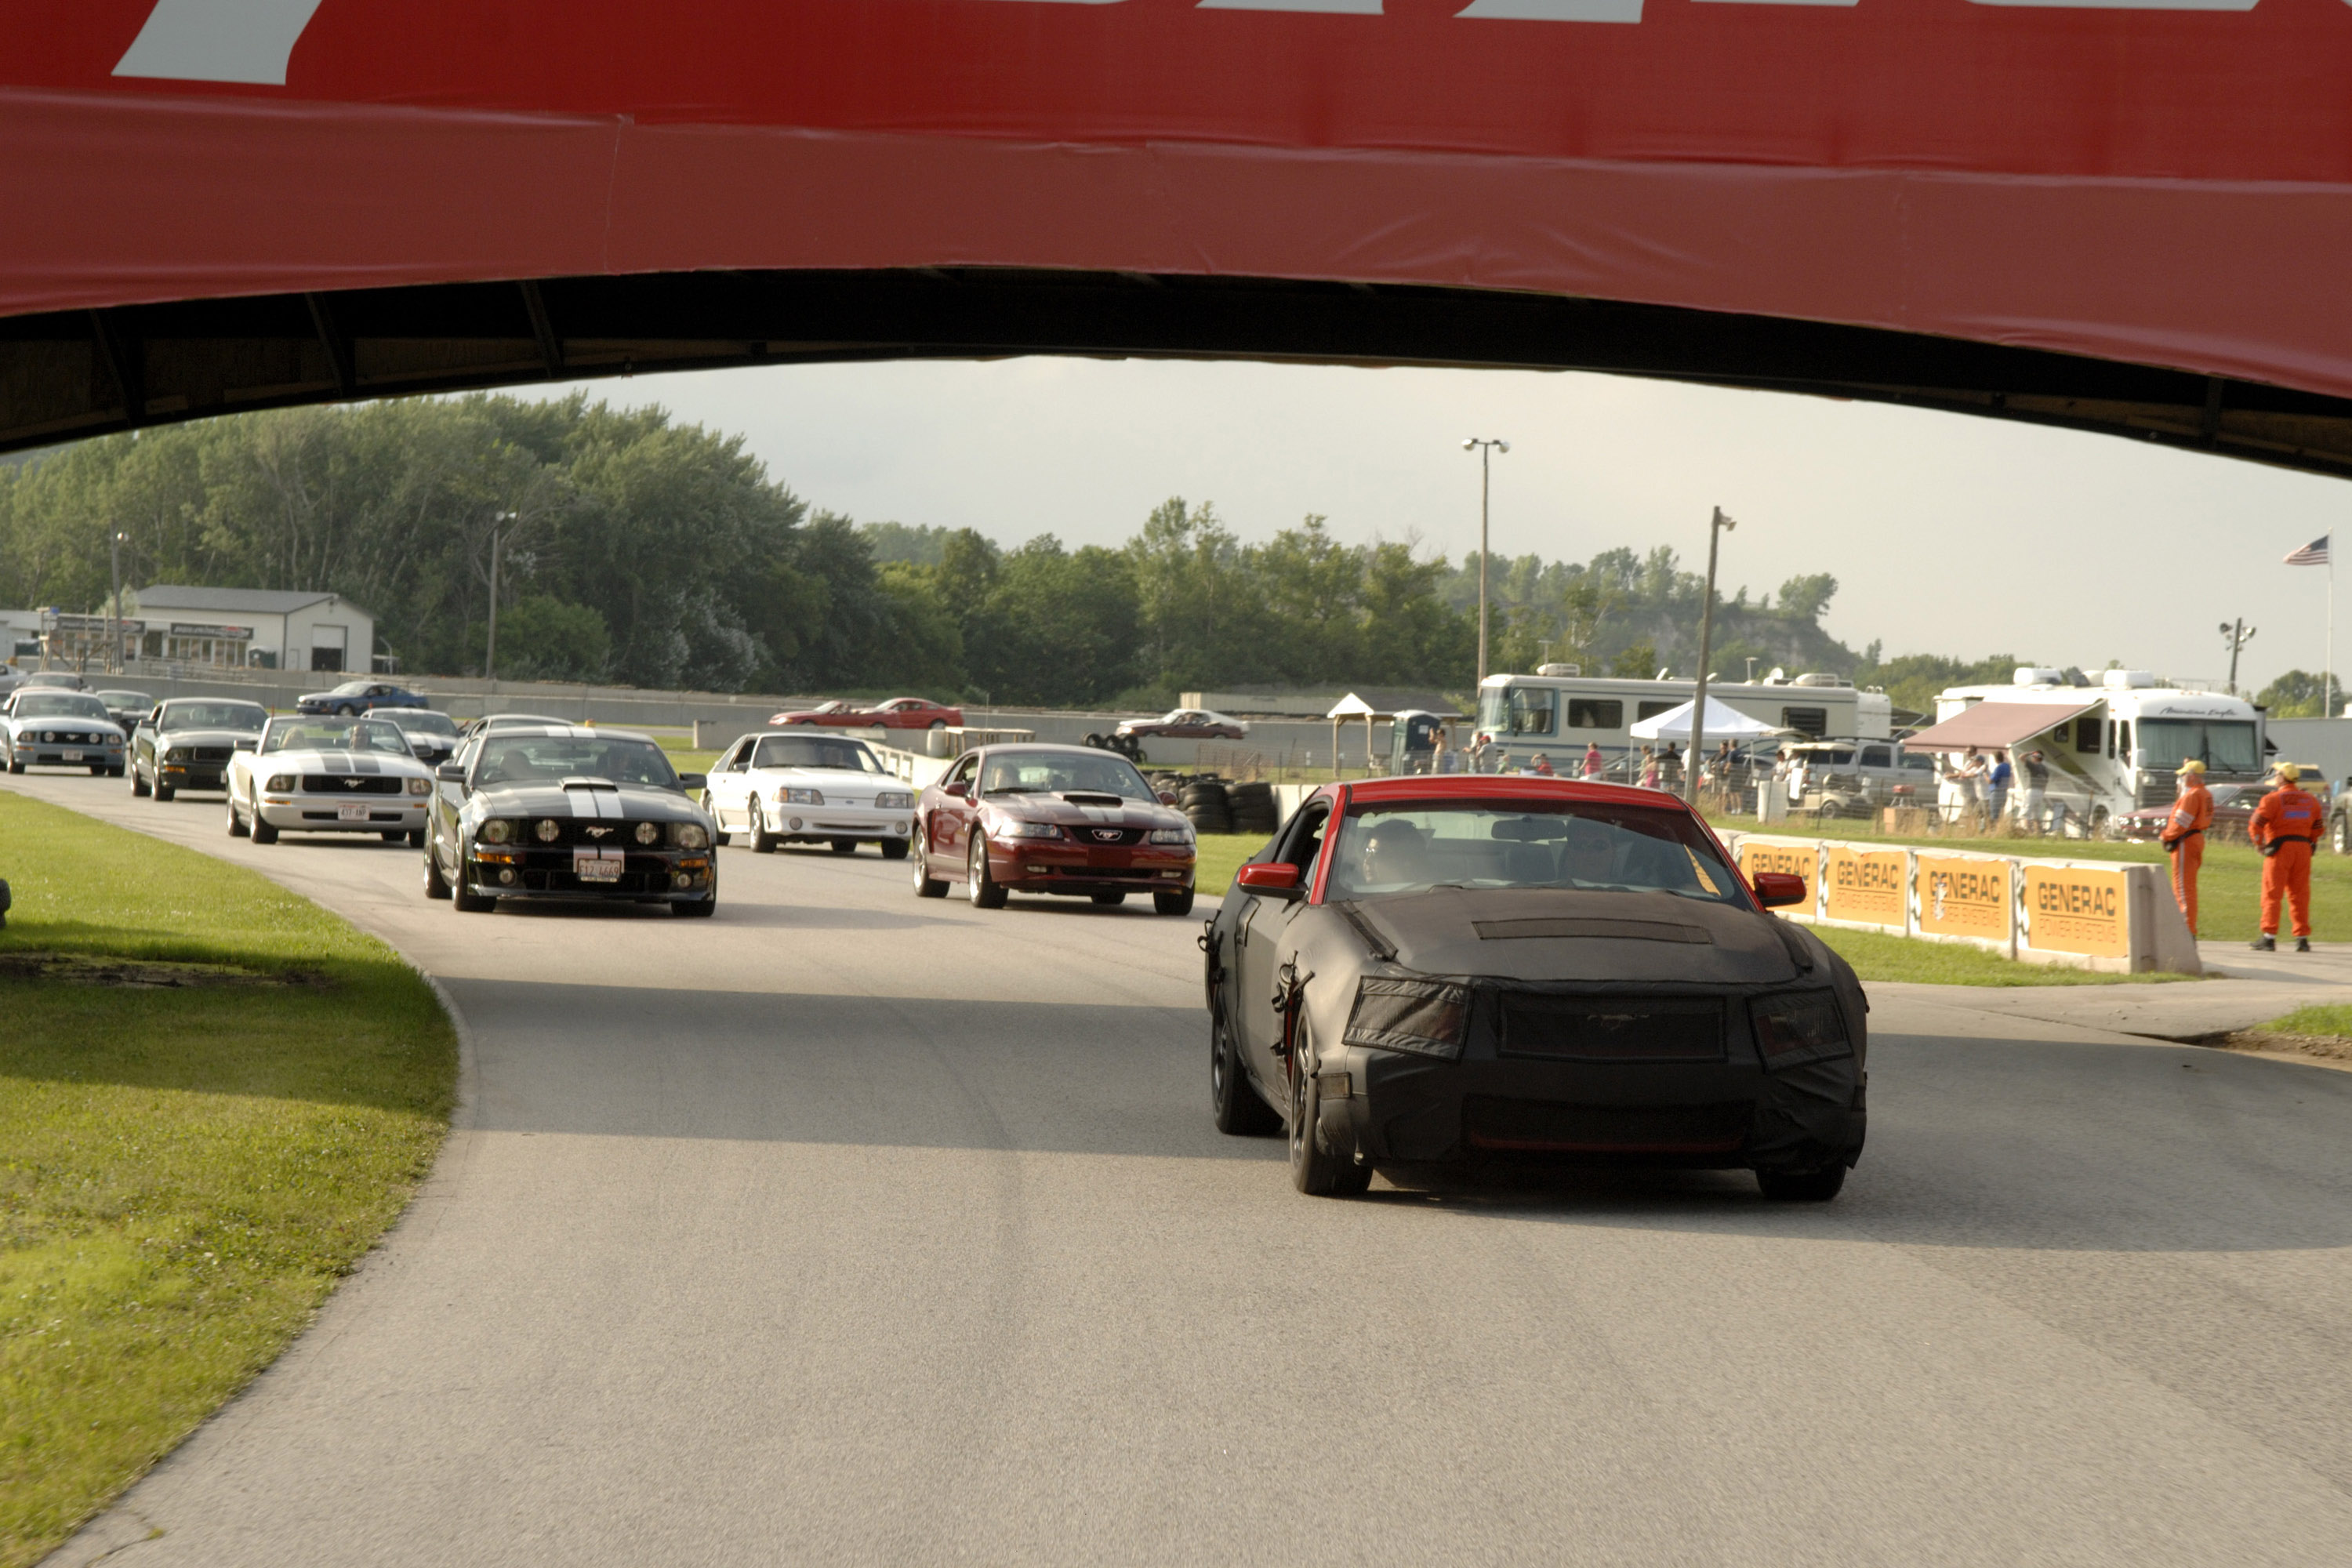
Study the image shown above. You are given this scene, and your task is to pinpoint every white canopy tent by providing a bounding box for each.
[1629,695,1791,744]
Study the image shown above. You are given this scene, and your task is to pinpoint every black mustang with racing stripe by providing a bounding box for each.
[1203,776,1864,1200]
[423,724,717,916]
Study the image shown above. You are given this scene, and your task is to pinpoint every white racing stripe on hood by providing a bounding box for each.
[564,786,628,820]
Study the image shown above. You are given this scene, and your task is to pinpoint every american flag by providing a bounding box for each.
[2285,534,2331,566]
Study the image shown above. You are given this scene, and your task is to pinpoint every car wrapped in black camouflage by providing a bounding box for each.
[1203,776,1866,1199]
[423,724,717,916]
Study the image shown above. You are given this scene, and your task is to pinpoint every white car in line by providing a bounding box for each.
[226,714,436,846]
[701,731,917,856]
[3,688,128,775]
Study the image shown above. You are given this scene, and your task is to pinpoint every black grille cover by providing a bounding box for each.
[1499,994,1726,1063]
[304,775,405,794]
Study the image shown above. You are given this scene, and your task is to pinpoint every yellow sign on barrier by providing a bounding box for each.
[1820,844,1907,930]
[1737,839,1817,910]
[2021,863,2131,958]
[1915,853,2013,944]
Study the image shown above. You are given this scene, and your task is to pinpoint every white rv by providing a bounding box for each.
[1923,668,2266,829]
[1475,667,1891,775]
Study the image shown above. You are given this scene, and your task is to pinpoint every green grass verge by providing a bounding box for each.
[2263,1004,2352,1039]
[1710,811,2350,946]
[0,791,457,1568]
[1192,832,2188,986]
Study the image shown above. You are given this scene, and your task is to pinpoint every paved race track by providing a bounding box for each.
[20,769,2352,1566]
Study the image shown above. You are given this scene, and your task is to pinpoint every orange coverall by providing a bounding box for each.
[2249,783,2324,938]
[2161,779,2213,936]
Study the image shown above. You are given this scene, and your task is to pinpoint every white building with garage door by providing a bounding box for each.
[128,586,377,674]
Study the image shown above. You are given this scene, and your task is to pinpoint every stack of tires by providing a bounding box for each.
[1227,781,1279,840]
[1181,780,1231,835]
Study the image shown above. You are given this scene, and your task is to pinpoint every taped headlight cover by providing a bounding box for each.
[1345,978,1472,1061]
[1750,991,1852,1070]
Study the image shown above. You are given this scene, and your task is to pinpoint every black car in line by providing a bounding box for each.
[1203,775,1865,1199]
[423,724,717,916]
[130,698,269,800]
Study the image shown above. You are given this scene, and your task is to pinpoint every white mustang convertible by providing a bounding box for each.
[227,714,436,845]
[700,731,917,856]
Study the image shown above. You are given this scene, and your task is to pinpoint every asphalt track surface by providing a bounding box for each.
[19,769,2352,1566]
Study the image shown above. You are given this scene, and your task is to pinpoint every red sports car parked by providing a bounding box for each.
[911,744,1196,913]
[770,697,964,730]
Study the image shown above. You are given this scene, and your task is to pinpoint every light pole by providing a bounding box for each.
[107,530,128,673]
[485,510,516,685]
[2219,619,2256,696]
[1461,438,1508,688]
[1686,506,1737,807]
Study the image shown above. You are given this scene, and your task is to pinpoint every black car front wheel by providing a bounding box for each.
[1213,1019,1281,1137]
[423,841,452,900]
[1289,1025,1370,1196]
[452,858,496,913]
[129,764,149,797]
[154,782,176,802]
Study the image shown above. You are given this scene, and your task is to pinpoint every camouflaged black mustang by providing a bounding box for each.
[1203,777,1865,1199]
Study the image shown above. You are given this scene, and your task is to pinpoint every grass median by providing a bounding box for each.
[0,789,456,1568]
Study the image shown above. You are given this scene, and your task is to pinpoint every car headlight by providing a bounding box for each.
[1750,992,1853,1069]
[1343,978,1472,1061]
[997,820,1061,840]
[481,819,514,844]
[1149,826,1194,844]
[535,819,562,842]
[164,746,189,762]
[407,777,430,796]
[876,790,914,810]
[782,787,825,806]
[266,773,296,792]
[635,821,661,845]
[673,822,710,850]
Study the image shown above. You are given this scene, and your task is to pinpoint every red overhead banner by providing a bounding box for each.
[5,2,2352,394]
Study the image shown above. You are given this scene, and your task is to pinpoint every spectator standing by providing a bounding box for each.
[1987,750,2013,829]
[1662,742,1682,789]
[1582,741,1605,779]
[1432,731,1458,775]
[2022,750,2050,833]
[1639,746,1661,790]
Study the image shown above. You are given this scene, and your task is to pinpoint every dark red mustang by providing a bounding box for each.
[911,744,1196,914]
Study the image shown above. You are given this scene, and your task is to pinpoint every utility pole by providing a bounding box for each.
[107,530,126,674]
[1461,438,1509,689]
[2219,619,2256,696]
[1686,506,1737,808]
[485,510,515,686]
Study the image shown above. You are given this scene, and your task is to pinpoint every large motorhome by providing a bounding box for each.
[1926,668,2267,829]
[1475,668,1891,773]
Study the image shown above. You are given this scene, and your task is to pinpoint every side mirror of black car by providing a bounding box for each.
[1236,862,1305,901]
[435,763,466,785]
[677,772,707,792]
[1751,871,1809,909]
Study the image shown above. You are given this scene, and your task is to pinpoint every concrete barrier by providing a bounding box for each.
[1725,831,2201,975]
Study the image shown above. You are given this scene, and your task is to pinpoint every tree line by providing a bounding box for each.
[5,392,1918,707]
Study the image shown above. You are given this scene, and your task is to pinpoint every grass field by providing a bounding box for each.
[2265,1003,2352,1038]
[1709,812,2349,946]
[0,792,457,1568]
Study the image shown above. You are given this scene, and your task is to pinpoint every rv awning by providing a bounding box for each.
[1902,702,2100,753]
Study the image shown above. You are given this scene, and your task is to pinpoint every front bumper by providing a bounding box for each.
[12,742,123,768]
[259,797,427,832]
[989,839,1195,895]
[768,804,911,842]
[157,762,230,789]
[463,846,716,903]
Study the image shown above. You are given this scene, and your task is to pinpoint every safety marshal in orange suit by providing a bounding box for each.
[2248,762,2323,953]
[2160,758,2213,938]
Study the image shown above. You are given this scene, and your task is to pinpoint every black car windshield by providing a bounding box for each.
[1330,797,1744,904]
[13,694,111,720]
[161,702,267,731]
[263,717,413,756]
[379,710,459,736]
[753,735,883,772]
[474,735,681,789]
[980,749,1153,801]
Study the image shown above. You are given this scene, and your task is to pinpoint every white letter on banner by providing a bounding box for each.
[114,0,325,85]
[1968,0,2257,9]
[1456,0,1642,20]
[1199,0,1383,12]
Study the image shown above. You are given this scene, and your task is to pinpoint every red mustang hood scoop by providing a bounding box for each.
[1352,888,1798,985]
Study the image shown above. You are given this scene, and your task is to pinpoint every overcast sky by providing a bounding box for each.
[534,357,2350,694]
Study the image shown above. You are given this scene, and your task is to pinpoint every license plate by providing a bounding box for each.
[337,803,372,822]
[574,848,623,882]
[60,750,82,761]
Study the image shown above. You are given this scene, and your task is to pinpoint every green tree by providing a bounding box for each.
[2256,670,2343,719]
